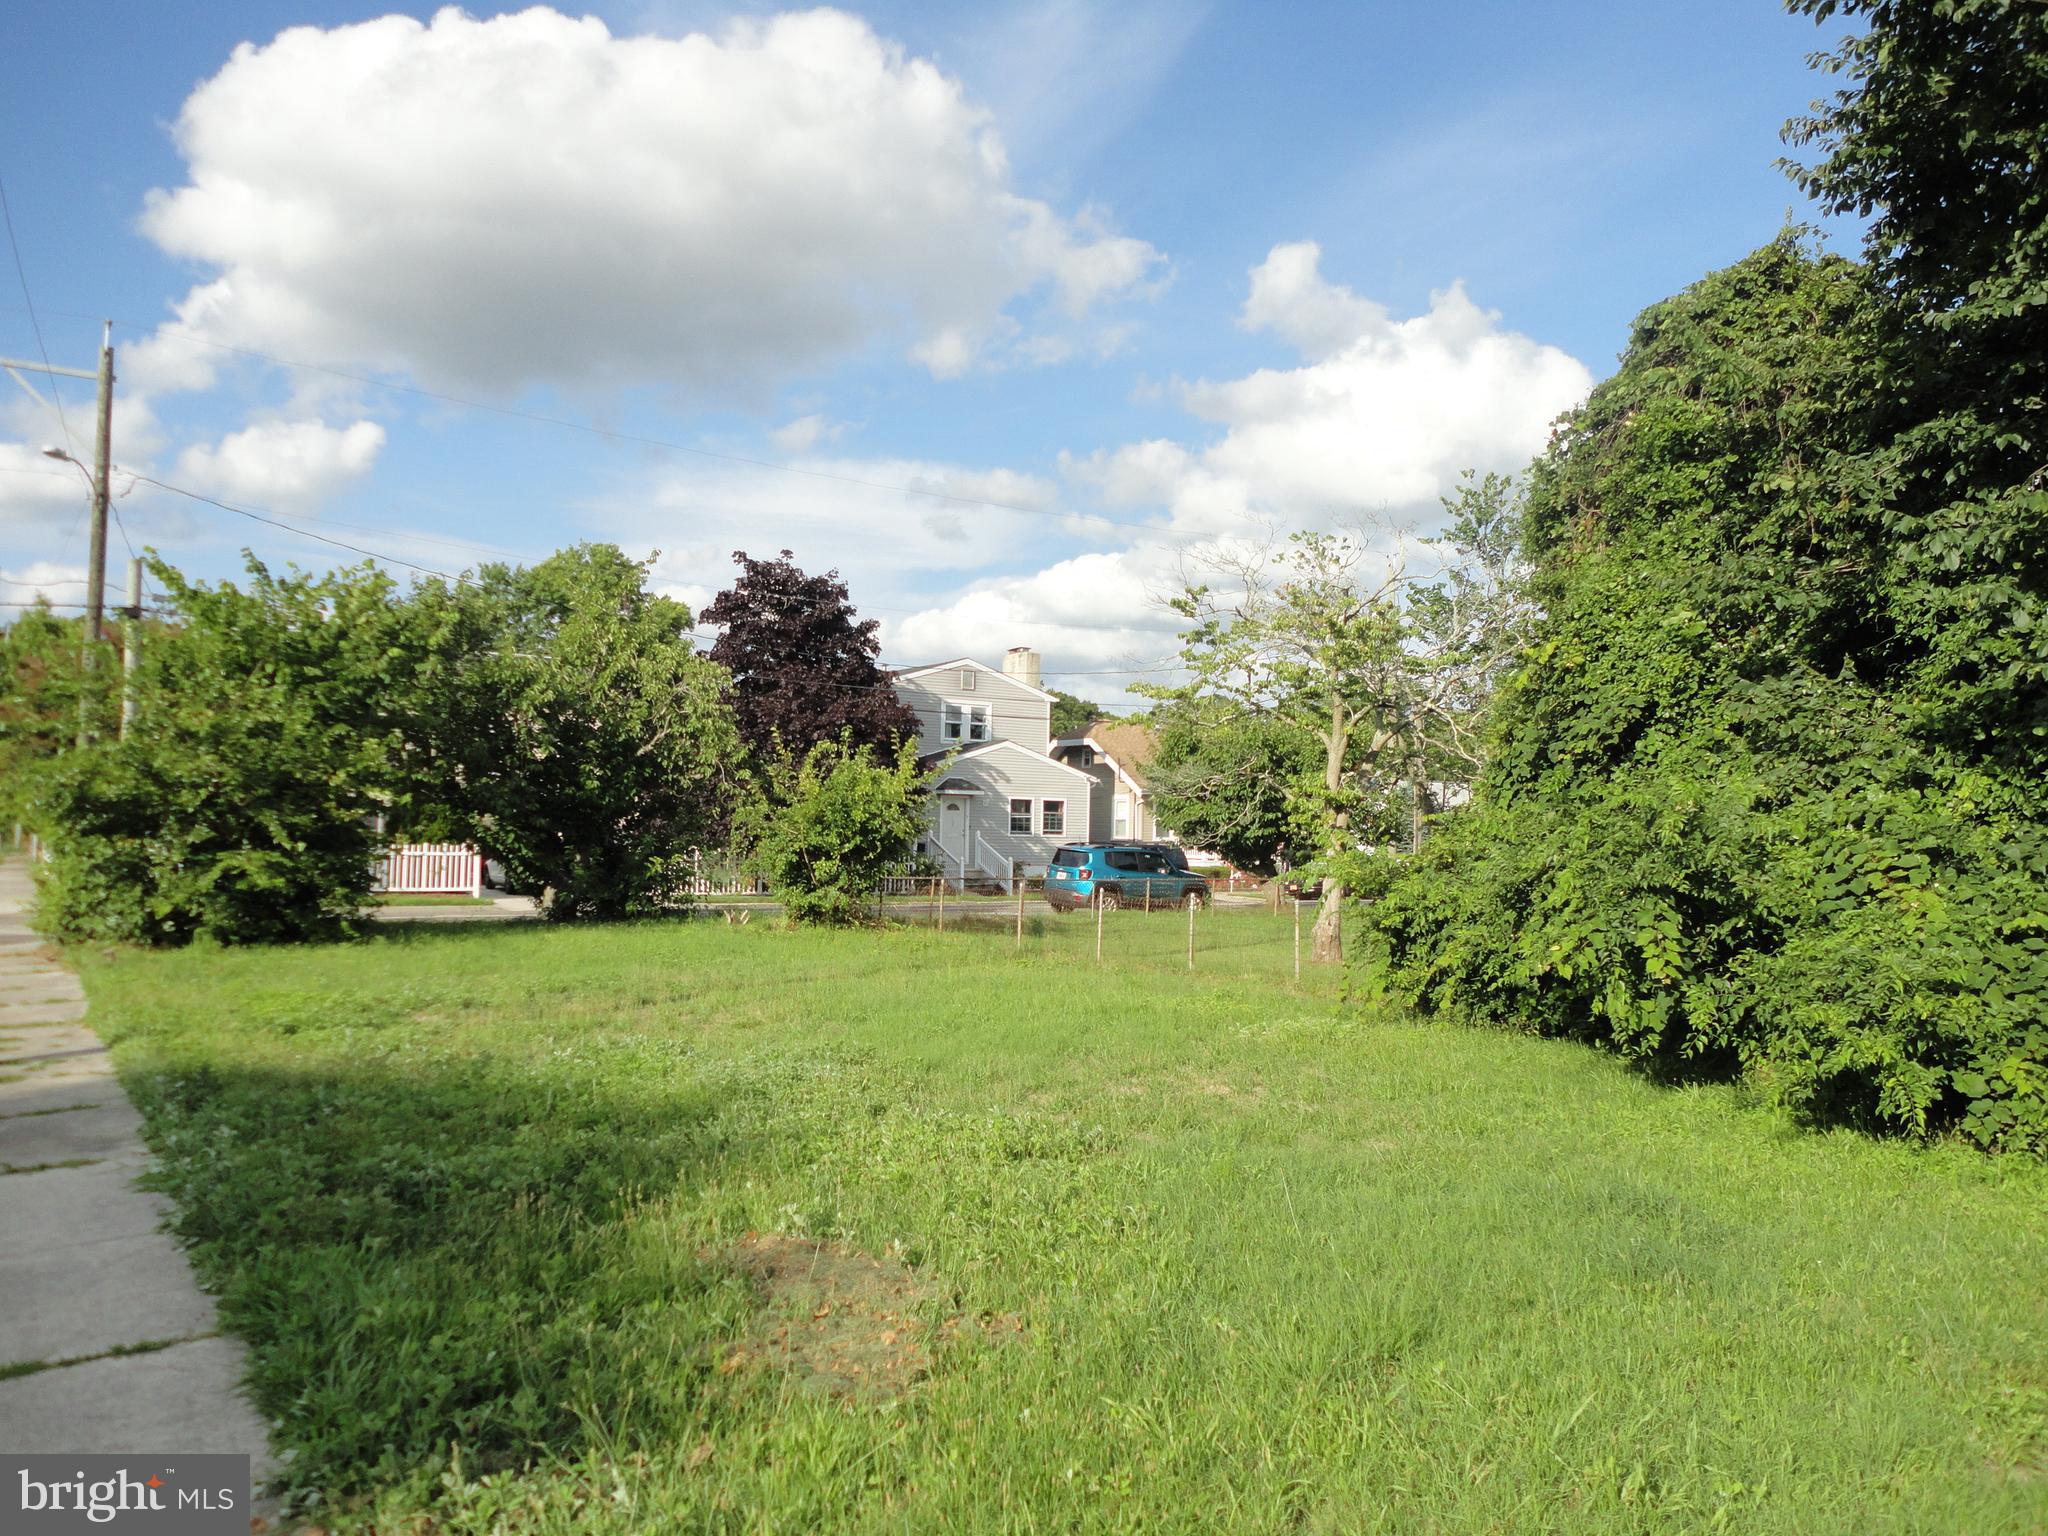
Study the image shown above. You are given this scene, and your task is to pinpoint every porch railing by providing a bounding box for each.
[975,832,1012,890]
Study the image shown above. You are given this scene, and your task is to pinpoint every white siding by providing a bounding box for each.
[894,663,1052,757]
[922,743,1092,878]
[1051,745,1117,839]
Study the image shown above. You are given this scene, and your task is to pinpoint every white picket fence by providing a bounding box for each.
[374,843,484,896]
[681,872,771,896]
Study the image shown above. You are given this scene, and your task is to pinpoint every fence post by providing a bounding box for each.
[1095,889,1104,965]
[937,876,945,932]
[1186,894,1195,971]
[1015,879,1025,949]
[1293,898,1301,982]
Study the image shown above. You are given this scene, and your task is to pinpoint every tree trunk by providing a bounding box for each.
[1311,879,1344,963]
[1313,691,1349,964]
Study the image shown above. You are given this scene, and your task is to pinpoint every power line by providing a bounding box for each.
[0,599,173,615]
[52,313,1167,536]
[0,313,1239,664]
[25,469,1194,684]
[127,473,466,581]
[0,172,73,458]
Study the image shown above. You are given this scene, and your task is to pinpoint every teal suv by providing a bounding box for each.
[1045,843,1211,911]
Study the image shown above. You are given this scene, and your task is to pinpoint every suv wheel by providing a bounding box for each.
[1183,889,1207,910]
[1095,887,1122,911]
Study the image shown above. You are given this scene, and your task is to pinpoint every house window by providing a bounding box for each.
[960,668,976,690]
[1041,799,1065,835]
[1114,795,1130,837]
[1009,798,1032,834]
[942,701,992,743]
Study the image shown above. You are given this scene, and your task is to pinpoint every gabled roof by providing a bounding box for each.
[1054,719,1159,791]
[1084,720,1158,789]
[892,657,1058,704]
[932,737,1095,786]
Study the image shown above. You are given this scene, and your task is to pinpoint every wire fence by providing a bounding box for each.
[691,877,1342,988]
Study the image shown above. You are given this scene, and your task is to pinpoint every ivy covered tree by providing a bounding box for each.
[700,550,915,762]
[1783,0,2048,781]
[1372,3,2048,1152]
[1370,234,2047,1151]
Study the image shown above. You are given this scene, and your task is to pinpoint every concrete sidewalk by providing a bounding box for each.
[0,858,275,1486]
[368,893,538,923]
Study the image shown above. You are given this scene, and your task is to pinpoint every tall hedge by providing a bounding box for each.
[1369,236,2047,1152]
[28,560,429,945]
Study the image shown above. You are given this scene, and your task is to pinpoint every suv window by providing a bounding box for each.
[1051,848,1087,868]
[1107,848,1170,873]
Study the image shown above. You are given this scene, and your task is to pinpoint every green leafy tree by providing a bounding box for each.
[1049,690,1103,739]
[1784,0,2048,779]
[27,558,429,945]
[746,737,929,925]
[1147,711,1323,877]
[1151,502,1532,962]
[0,606,107,827]
[411,545,740,921]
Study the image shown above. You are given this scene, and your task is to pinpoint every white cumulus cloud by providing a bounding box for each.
[1069,241,1592,536]
[174,419,385,512]
[0,442,92,530]
[881,546,1184,679]
[768,415,845,454]
[137,6,1165,397]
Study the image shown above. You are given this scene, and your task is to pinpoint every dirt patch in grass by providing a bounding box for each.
[717,1233,1019,1401]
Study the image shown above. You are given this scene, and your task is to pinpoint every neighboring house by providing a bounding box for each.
[1050,719,1161,843]
[891,648,1096,889]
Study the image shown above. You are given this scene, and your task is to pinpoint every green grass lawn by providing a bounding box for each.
[74,911,2048,1534]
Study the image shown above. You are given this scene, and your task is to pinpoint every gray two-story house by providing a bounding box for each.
[891,648,1096,889]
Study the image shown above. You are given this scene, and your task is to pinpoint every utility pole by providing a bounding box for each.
[86,323,114,644]
[120,557,142,738]
[5,327,115,729]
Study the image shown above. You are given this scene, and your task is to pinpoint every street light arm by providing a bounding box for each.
[40,447,94,493]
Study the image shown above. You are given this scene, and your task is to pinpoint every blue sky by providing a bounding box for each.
[1,0,1853,698]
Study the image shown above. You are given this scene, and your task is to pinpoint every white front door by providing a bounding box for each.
[940,798,965,856]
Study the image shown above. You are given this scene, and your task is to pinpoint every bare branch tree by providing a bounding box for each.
[1144,474,1534,964]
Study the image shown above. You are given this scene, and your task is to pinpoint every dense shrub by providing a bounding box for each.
[1370,236,2048,1153]
[27,561,423,945]
[747,738,928,925]
[0,607,113,827]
